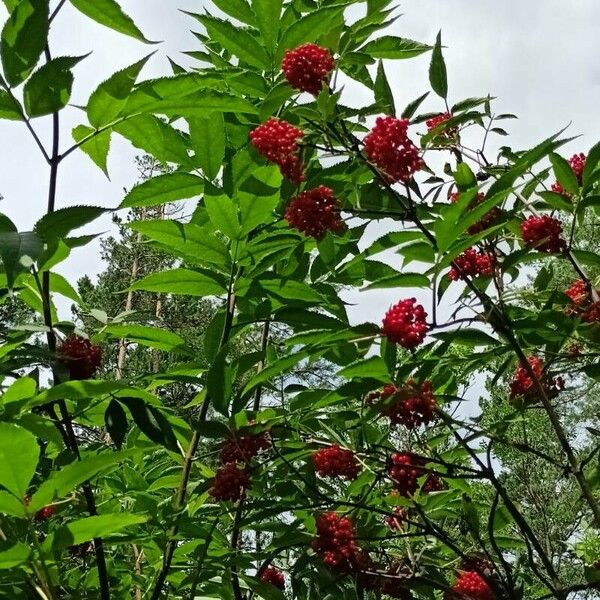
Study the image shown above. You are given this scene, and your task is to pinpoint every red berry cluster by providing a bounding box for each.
[422,473,447,494]
[376,381,437,429]
[282,43,335,95]
[450,192,501,235]
[426,112,456,143]
[426,112,453,132]
[57,334,102,380]
[447,571,495,600]
[385,506,408,530]
[259,566,285,590]
[250,117,305,183]
[209,462,251,502]
[312,444,360,480]
[284,186,345,240]
[312,512,363,571]
[219,431,270,464]
[388,453,425,497]
[520,215,566,253]
[449,248,495,281]
[564,279,600,323]
[382,299,428,349]
[364,116,424,183]
[551,152,586,195]
[509,356,564,401]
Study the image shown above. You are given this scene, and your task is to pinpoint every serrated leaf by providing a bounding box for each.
[0,230,44,288]
[0,423,39,498]
[549,152,579,196]
[0,89,23,120]
[251,0,282,54]
[190,114,225,181]
[429,31,447,99]
[121,172,204,208]
[87,55,151,128]
[360,36,431,59]
[401,91,429,120]
[69,0,153,43]
[34,205,108,241]
[374,60,394,115]
[204,192,240,239]
[338,356,390,381]
[210,0,256,26]
[72,125,111,175]
[23,55,86,117]
[1,0,49,86]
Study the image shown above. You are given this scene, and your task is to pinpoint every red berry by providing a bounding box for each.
[426,112,457,144]
[385,506,408,530]
[565,279,588,305]
[388,453,425,497]
[284,186,345,240]
[520,215,565,253]
[564,279,600,323]
[281,43,335,95]
[421,473,447,493]
[35,505,56,521]
[450,192,500,235]
[312,512,362,571]
[449,571,495,600]
[382,299,428,350]
[449,248,495,281]
[551,153,586,195]
[209,463,251,502]
[377,380,437,429]
[219,431,270,465]
[509,356,563,401]
[312,444,360,480]
[260,566,285,590]
[57,334,102,380]
[250,118,305,183]
[364,116,424,183]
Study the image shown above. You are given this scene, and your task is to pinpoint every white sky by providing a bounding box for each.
[0,0,598,324]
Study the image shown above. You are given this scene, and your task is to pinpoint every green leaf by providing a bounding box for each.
[114,115,191,166]
[251,0,283,53]
[432,328,499,347]
[104,399,128,449]
[365,272,430,289]
[276,6,345,61]
[72,125,111,175]
[49,272,82,304]
[121,172,204,208]
[69,0,153,43]
[34,205,108,241]
[0,423,39,498]
[401,91,429,120]
[119,397,179,451]
[29,452,133,510]
[0,230,43,288]
[429,31,448,99]
[0,543,30,569]
[204,192,240,239]
[239,191,279,236]
[87,55,151,128]
[210,0,256,27]
[102,324,187,352]
[454,163,476,190]
[195,15,269,70]
[0,89,23,120]
[190,114,226,181]
[338,356,390,382]
[23,55,85,117]
[374,60,394,115]
[1,0,49,86]
[44,514,148,552]
[131,268,227,297]
[207,347,231,416]
[549,152,579,195]
[360,36,431,59]
[583,141,600,185]
[0,492,26,517]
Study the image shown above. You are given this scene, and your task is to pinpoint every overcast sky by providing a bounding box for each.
[0,0,598,324]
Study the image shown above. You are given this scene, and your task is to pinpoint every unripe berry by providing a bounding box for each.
[209,463,251,502]
[364,116,424,183]
[57,334,102,380]
[259,566,285,590]
[284,186,345,240]
[382,299,428,349]
[250,118,305,183]
[312,444,360,480]
[520,215,566,253]
[281,43,335,95]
